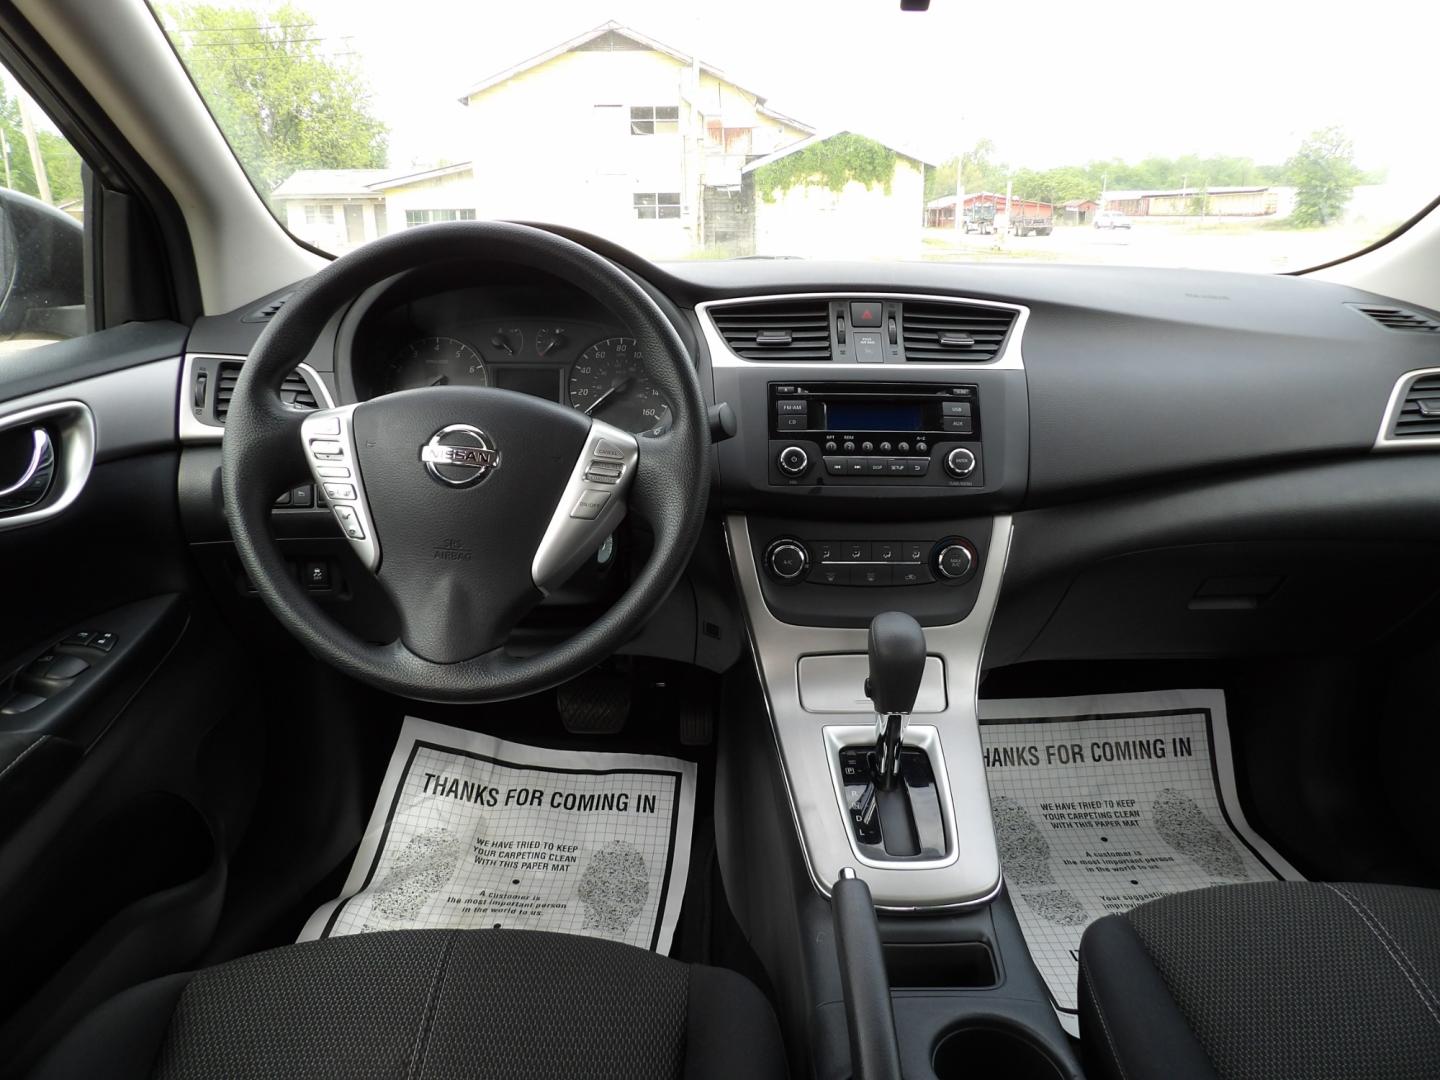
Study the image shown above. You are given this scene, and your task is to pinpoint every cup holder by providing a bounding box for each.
[932,1023,1067,1080]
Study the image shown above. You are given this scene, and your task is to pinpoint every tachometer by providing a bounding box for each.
[567,337,671,434]
[385,336,486,393]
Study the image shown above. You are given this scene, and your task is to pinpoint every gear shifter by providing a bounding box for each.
[865,611,927,791]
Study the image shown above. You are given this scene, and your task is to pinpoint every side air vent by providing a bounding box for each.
[241,292,294,324]
[214,362,318,421]
[1353,304,1440,334]
[711,301,832,360]
[901,302,1017,362]
[1389,372,1440,439]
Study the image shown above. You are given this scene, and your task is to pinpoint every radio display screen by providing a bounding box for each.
[825,401,924,432]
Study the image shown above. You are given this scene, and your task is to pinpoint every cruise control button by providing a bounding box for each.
[587,461,623,477]
[309,440,342,456]
[592,439,626,460]
[569,489,612,520]
[323,483,357,501]
[333,505,366,540]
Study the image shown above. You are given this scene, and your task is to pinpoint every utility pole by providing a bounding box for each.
[17,95,49,203]
[1,131,11,190]
[999,176,1013,248]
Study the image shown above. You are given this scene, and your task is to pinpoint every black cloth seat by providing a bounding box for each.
[1078,881,1440,1080]
[31,928,787,1080]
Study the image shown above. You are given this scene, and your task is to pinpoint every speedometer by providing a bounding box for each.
[385,336,487,393]
[567,337,672,434]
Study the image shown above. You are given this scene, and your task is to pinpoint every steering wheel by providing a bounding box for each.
[221,222,711,702]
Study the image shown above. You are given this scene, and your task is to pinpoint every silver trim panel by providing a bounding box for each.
[531,420,639,594]
[1374,367,1440,450]
[798,654,947,713]
[697,292,1028,372]
[726,511,1010,910]
[0,428,53,500]
[0,400,94,532]
[300,404,379,571]
[178,352,335,444]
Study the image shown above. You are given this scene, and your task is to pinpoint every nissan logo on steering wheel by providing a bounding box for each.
[420,424,501,487]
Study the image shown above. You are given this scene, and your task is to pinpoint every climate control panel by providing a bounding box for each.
[764,535,979,588]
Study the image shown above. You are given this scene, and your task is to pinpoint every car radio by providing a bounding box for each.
[766,381,984,488]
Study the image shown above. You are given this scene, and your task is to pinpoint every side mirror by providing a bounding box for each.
[0,188,84,343]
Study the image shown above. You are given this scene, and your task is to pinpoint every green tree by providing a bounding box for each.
[161,3,388,195]
[753,133,896,203]
[1283,126,1362,226]
[0,92,84,205]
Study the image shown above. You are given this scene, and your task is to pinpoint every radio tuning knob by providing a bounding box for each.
[765,538,809,583]
[944,447,977,479]
[777,445,810,477]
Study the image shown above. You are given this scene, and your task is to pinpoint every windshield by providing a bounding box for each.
[154,1,1437,272]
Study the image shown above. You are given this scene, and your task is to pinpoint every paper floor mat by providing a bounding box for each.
[299,717,697,954]
[977,690,1302,1037]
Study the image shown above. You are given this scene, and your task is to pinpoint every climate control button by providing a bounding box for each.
[765,538,810,582]
[935,541,976,581]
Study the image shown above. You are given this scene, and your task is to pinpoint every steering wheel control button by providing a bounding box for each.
[764,539,809,583]
[776,445,810,477]
[333,505,366,540]
[309,415,341,436]
[323,483,357,501]
[309,440,343,457]
[316,465,350,478]
[935,542,976,581]
[945,447,978,479]
[569,489,612,521]
[592,439,627,460]
[420,424,500,487]
[583,460,624,484]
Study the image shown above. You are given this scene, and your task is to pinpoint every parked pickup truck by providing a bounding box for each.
[1006,198,1054,236]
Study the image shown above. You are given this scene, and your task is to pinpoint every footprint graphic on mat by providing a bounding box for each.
[1151,788,1244,878]
[369,827,467,922]
[577,840,650,936]
[992,795,1091,925]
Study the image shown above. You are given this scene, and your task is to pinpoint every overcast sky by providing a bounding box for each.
[220,0,1438,189]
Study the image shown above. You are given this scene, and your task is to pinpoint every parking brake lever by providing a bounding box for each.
[833,868,903,1080]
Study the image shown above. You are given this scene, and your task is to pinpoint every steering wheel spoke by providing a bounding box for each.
[300,404,380,572]
[531,419,638,595]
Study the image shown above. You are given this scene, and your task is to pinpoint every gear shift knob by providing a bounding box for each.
[866,612,927,714]
[867,612,926,790]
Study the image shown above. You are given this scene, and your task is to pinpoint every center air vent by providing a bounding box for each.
[214,362,319,421]
[1388,372,1440,439]
[901,302,1017,362]
[1352,304,1440,334]
[711,301,832,360]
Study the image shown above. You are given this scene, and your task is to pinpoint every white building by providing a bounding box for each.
[455,22,812,256]
[744,132,929,259]
[270,169,391,251]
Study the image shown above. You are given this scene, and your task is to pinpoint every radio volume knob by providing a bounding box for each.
[777,445,811,477]
[765,539,810,583]
[944,447,977,479]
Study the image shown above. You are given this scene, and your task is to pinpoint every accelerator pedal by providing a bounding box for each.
[557,671,631,735]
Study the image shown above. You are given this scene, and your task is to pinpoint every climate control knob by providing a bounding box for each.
[765,538,810,583]
[777,445,811,477]
[944,447,977,479]
[935,542,975,581]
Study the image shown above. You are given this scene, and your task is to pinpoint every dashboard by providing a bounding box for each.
[343,273,672,436]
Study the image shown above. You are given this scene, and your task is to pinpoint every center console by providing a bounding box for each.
[699,292,1030,911]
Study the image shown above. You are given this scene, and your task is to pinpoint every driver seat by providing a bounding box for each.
[29,929,788,1079]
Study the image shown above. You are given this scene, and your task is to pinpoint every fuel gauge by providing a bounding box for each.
[534,328,566,358]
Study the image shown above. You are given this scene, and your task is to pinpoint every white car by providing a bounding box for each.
[1095,209,1133,229]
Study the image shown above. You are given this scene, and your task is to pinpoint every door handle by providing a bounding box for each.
[0,427,55,511]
